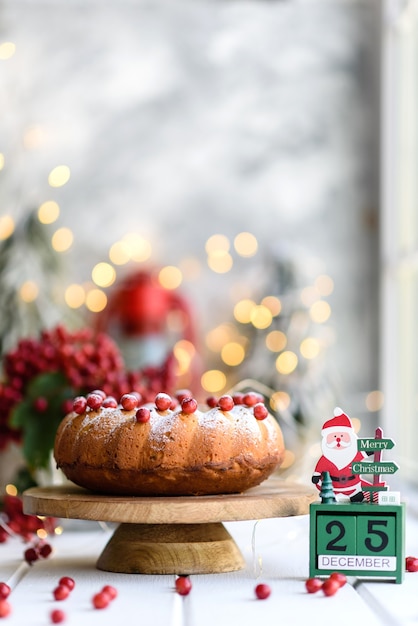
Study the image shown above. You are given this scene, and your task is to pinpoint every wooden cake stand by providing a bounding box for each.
[23,475,317,575]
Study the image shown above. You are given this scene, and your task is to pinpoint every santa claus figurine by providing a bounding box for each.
[312,407,372,502]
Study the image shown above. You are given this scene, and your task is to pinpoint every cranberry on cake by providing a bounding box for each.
[54,390,285,496]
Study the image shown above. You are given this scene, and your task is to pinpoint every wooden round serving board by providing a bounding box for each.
[23,475,317,575]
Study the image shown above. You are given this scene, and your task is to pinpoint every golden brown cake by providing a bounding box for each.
[53,390,285,496]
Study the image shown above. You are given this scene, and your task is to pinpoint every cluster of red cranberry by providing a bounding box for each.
[0,324,177,449]
[71,389,269,423]
[0,494,56,544]
[305,572,347,596]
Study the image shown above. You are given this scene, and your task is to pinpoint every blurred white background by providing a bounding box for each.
[0,0,382,440]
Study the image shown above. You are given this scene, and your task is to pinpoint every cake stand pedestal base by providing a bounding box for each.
[96,522,245,574]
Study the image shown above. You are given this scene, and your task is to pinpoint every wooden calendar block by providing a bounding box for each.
[309,502,405,583]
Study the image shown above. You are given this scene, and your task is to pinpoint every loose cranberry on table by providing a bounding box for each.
[58,577,75,591]
[329,572,347,587]
[101,585,117,600]
[0,599,11,618]
[322,578,341,597]
[53,585,70,601]
[406,555,418,572]
[175,576,192,596]
[255,583,271,600]
[39,542,53,559]
[92,591,111,609]
[50,609,66,624]
[24,547,39,565]
[0,584,10,600]
[305,577,323,594]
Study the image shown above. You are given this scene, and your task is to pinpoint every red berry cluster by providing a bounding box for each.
[0,324,178,450]
[0,494,56,544]
[92,585,118,609]
[305,572,347,596]
[206,392,268,420]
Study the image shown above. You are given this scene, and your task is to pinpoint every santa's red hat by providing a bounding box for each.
[321,407,353,436]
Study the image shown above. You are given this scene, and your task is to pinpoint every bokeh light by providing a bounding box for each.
[51,227,73,252]
[275,351,298,374]
[365,390,384,411]
[159,266,182,289]
[265,330,287,352]
[38,200,60,224]
[250,305,273,329]
[65,284,85,309]
[92,262,116,288]
[85,288,107,312]
[0,42,16,60]
[234,299,256,324]
[234,232,258,257]
[221,342,245,366]
[300,337,320,359]
[309,300,331,323]
[0,215,14,240]
[201,369,227,393]
[19,281,39,302]
[48,165,71,187]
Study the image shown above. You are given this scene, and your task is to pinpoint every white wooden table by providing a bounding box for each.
[2,493,418,626]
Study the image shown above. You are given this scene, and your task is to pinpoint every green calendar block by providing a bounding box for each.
[309,502,405,583]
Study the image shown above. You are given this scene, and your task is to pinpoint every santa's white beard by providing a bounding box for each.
[321,434,358,470]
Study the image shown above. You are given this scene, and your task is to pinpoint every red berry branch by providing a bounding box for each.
[0,324,177,478]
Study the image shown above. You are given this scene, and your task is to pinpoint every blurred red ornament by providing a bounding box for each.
[94,270,201,387]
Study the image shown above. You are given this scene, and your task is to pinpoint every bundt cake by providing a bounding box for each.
[53,390,285,496]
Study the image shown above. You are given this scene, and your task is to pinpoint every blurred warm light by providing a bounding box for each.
[261,296,281,316]
[234,232,258,257]
[54,526,63,536]
[280,449,296,470]
[5,484,17,496]
[85,288,107,312]
[23,125,44,150]
[123,233,152,263]
[51,227,73,252]
[48,165,71,187]
[234,299,256,324]
[205,324,236,352]
[0,215,14,240]
[207,250,233,273]
[201,369,227,393]
[0,41,16,60]
[366,390,384,412]
[250,305,273,329]
[315,274,334,296]
[300,286,320,307]
[266,330,287,352]
[92,262,116,288]
[37,529,48,540]
[173,340,196,374]
[275,351,298,375]
[65,284,85,309]
[0,153,4,170]
[270,391,291,411]
[159,266,182,289]
[19,281,39,302]
[300,337,320,359]
[109,241,131,265]
[351,417,361,434]
[309,300,331,323]
[38,200,60,224]
[221,342,245,366]
[205,234,230,254]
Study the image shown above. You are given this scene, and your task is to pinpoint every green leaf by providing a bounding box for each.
[9,371,75,471]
